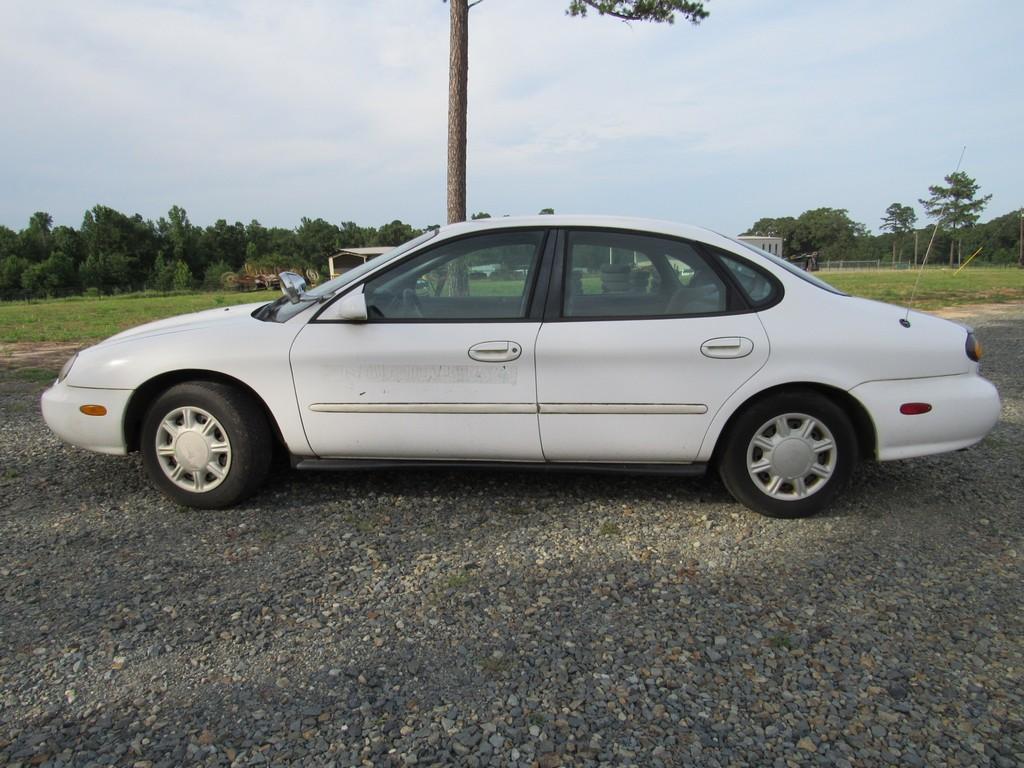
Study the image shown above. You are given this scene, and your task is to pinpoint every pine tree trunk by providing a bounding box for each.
[447,0,468,225]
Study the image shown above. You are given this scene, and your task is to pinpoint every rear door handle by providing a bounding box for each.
[700,336,754,359]
[468,341,522,362]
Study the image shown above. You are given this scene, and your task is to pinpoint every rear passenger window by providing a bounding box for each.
[564,231,728,318]
[716,252,778,307]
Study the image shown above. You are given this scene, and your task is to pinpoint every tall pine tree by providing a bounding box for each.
[919,172,992,265]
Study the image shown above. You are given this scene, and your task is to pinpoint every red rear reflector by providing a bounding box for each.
[900,403,932,415]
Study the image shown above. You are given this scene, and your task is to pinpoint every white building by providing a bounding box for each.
[737,235,783,258]
[328,247,392,279]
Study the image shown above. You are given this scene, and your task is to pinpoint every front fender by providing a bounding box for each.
[65,321,311,456]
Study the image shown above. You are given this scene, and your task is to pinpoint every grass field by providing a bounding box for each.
[822,267,1024,310]
[0,268,1022,344]
[0,290,277,343]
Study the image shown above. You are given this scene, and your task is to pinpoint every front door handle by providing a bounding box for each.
[468,341,522,363]
[700,336,754,359]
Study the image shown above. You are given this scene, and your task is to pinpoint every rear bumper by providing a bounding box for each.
[40,382,132,456]
[850,374,1000,461]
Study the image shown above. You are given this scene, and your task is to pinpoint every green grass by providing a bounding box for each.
[458,279,529,297]
[0,290,277,343]
[439,572,475,590]
[820,266,1024,310]
[10,367,58,382]
[1,268,1022,345]
[427,570,478,605]
[479,655,511,675]
[465,268,1024,311]
[343,514,377,534]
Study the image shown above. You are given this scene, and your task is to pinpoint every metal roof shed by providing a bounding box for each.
[327,247,392,279]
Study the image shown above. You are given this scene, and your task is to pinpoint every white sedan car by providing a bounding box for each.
[41,216,1000,518]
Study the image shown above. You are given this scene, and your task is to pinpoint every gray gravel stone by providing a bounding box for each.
[1,305,1022,766]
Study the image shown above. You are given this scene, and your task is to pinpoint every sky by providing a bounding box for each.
[1,0,1021,236]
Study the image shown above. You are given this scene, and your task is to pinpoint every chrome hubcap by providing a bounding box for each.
[155,406,231,493]
[746,413,836,501]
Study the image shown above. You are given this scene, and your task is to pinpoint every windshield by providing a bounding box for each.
[725,236,847,296]
[255,228,438,322]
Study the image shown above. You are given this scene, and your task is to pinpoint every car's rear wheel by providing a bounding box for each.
[141,381,272,508]
[718,390,856,518]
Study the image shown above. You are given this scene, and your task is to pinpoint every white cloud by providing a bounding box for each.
[0,0,1020,232]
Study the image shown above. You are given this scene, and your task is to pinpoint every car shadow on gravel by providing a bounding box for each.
[276,463,733,506]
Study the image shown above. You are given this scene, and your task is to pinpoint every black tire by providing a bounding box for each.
[140,381,272,509]
[717,390,857,519]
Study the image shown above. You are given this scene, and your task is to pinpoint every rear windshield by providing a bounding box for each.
[725,236,847,296]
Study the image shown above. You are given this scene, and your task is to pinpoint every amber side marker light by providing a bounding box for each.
[900,403,933,415]
[966,332,983,362]
[79,405,107,416]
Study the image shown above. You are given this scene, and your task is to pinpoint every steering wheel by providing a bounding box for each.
[400,288,424,318]
[367,288,422,319]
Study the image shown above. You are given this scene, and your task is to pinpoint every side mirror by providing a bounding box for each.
[320,288,368,322]
[279,271,308,304]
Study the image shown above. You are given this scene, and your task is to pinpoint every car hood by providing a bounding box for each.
[97,302,270,346]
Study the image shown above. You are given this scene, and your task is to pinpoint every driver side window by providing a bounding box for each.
[363,230,545,320]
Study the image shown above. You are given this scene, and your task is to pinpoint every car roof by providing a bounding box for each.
[430,215,831,296]
[437,215,725,244]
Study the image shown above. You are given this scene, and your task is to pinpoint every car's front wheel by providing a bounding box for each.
[718,390,857,519]
[141,381,272,508]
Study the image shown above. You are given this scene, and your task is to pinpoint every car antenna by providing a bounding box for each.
[901,145,967,328]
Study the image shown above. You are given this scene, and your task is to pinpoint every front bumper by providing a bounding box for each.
[40,382,132,456]
[850,373,1000,461]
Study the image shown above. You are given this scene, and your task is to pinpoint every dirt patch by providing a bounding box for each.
[931,301,1024,321]
[0,342,81,373]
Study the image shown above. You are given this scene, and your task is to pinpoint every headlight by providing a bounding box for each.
[57,353,78,383]
[965,332,983,362]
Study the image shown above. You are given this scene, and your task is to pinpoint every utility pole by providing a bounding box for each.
[914,230,919,266]
[446,0,469,225]
[1019,209,1023,268]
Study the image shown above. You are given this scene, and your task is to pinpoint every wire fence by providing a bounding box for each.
[819,260,1019,272]
[820,260,880,271]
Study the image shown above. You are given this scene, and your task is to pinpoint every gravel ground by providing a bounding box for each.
[1,305,1021,768]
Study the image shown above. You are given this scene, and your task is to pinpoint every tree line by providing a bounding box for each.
[0,205,425,300]
[0,178,1017,300]
[745,171,1017,268]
